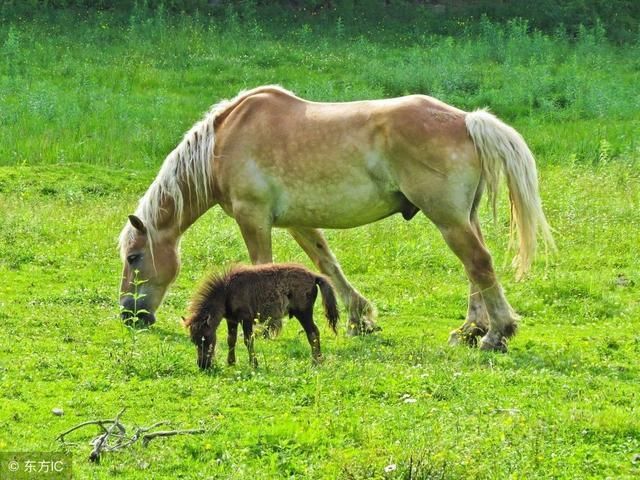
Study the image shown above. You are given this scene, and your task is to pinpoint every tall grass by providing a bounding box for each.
[1,10,638,169]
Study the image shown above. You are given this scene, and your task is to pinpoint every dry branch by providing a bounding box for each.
[89,408,126,463]
[57,409,205,463]
[56,418,126,442]
[141,428,206,447]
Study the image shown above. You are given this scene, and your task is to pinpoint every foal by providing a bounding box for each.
[183,264,339,369]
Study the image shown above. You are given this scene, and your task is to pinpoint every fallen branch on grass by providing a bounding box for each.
[88,407,127,462]
[56,408,205,463]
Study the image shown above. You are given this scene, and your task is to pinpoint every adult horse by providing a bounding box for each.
[119,85,554,351]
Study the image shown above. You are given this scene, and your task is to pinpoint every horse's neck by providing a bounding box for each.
[149,183,216,238]
[178,197,215,235]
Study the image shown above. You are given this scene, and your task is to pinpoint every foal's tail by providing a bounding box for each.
[315,276,339,333]
[465,110,556,279]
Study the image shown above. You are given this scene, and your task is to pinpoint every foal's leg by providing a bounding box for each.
[294,309,322,364]
[448,214,490,346]
[241,319,258,368]
[437,221,518,352]
[227,319,238,366]
[288,227,378,335]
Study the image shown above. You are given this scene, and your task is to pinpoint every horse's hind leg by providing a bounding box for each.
[449,284,490,347]
[449,213,490,347]
[288,227,378,335]
[437,221,518,351]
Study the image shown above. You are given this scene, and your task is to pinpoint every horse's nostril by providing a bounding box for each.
[120,309,155,326]
[143,312,156,326]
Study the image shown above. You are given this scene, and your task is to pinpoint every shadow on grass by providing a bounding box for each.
[481,343,636,381]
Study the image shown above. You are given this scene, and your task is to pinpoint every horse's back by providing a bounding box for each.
[216,89,466,137]
[212,89,480,228]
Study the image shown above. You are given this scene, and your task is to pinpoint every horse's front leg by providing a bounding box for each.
[288,227,379,335]
[234,208,273,264]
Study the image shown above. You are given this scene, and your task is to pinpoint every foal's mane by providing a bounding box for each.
[119,85,295,254]
[186,268,230,323]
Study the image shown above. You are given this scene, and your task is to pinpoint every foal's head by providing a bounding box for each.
[183,312,216,370]
[118,215,180,326]
[182,274,227,369]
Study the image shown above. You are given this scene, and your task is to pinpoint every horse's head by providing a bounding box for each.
[119,214,180,326]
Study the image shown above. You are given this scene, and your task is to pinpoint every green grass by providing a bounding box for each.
[1,10,639,479]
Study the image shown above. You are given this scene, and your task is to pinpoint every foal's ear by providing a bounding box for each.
[128,214,147,234]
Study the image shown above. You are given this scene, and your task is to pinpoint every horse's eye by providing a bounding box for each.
[127,254,141,265]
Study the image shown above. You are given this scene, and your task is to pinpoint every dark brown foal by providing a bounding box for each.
[183,263,339,369]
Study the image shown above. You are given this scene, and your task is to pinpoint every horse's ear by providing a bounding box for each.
[128,215,147,234]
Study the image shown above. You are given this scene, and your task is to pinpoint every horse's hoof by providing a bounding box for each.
[346,320,381,336]
[448,329,463,346]
[363,321,382,334]
[479,335,508,353]
[449,329,479,347]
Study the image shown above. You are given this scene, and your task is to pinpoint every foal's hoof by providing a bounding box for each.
[479,335,508,353]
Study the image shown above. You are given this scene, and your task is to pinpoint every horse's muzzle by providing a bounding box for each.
[120,298,156,326]
[120,310,156,326]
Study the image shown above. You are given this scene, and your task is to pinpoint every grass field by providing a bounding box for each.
[1,10,639,479]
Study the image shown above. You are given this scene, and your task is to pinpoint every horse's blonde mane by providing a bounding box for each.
[119,85,295,255]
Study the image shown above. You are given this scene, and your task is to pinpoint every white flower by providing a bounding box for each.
[384,463,397,473]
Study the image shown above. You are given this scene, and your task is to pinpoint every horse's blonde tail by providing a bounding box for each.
[465,109,555,279]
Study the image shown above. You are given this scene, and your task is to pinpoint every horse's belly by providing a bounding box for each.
[273,186,404,229]
[219,144,408,228]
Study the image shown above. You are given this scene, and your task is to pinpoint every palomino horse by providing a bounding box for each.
[119,85,554,351]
